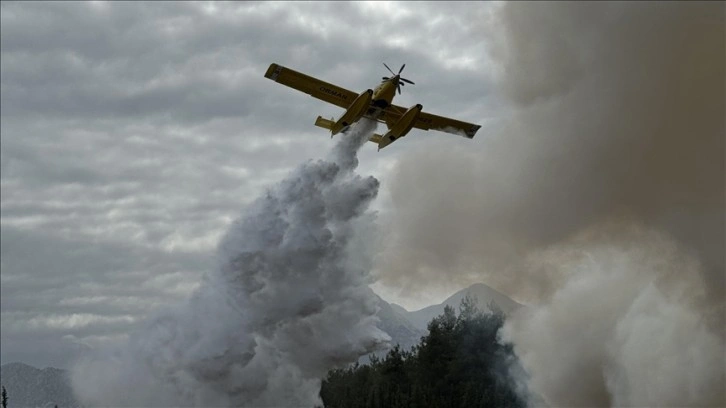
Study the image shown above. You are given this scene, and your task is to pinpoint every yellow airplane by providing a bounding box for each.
[264,63,480,150]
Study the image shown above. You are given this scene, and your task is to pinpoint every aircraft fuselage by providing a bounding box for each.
[372,76,400,108]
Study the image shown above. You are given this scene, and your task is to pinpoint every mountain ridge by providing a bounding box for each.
[393,282,522,331]
[0,362,79,408]
[1,283,521,407]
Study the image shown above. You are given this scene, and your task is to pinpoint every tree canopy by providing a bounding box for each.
[320,297,528,408]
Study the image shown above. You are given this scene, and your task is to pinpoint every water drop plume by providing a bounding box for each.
[72,119,390,407]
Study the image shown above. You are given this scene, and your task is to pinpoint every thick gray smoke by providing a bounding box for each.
[71,119,390,407]
[376,2,724,406]
[502,221,724,406]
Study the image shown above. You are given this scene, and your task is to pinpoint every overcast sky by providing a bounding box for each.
[2,3,723,386]
[1,1,498,368]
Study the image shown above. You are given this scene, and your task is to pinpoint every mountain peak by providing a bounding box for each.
[444,283,521,309]
[404,283,521,330]
[1,362,80,407]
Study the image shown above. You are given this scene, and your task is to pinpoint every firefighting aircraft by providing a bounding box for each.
[264,63,480,150]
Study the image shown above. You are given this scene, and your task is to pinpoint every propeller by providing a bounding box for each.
[383,63,415,94]
[383,63,396,76]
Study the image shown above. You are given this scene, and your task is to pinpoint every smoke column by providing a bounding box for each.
[71,119,390,407]
[376,2,724,406]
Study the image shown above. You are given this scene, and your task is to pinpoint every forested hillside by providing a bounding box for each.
[320,298,529,408]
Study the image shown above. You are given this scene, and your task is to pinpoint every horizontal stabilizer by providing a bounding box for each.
[368,133,395,151]
[314,116,335,131]
[369,134,383,144]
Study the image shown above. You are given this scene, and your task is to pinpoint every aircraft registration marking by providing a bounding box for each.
[319,86,348,100]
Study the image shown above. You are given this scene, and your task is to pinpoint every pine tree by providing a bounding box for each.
[319,299,529,408]
[1,386,7,408]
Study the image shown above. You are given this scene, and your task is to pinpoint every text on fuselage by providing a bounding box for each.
[319,87,347,100]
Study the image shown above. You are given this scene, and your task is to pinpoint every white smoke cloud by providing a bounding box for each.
[502,222,724,407]
[71,119,390,407]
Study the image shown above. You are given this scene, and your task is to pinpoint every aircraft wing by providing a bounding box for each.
[264,63,357,109]
[382,104,481,139]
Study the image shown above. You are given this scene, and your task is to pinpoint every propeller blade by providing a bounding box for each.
[400,82,405,86]
[382,77,390,81]
[383,63,395,75]
[400,78,415,85]
[397,83,401,94]
[399,63,406,74]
